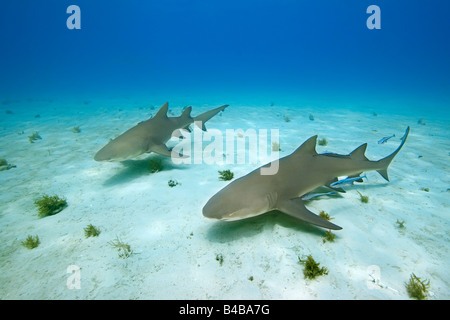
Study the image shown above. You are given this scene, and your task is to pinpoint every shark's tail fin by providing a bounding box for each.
[376,126,410,181]
[194,105,229,131]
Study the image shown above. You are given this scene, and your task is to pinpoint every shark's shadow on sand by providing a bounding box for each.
[102,155,189,187]
[205,211,327,243]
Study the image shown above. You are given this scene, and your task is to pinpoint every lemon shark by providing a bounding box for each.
[94,102,228,161]
[203,126,410,230]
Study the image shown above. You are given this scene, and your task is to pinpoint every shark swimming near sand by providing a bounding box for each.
[203,126,410,230]
[94,102,228,161]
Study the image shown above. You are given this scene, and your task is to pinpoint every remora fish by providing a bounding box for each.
[378,134,395,144]
[330,173,367,188]
[301,191,336,201]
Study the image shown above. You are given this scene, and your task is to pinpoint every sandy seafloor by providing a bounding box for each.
[0,97,449,300]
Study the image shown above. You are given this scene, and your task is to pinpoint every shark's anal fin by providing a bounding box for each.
[278,198,342,230]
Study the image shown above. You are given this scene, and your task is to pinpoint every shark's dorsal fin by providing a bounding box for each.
[350,143,368,160]
[154,102,169,119]
[293,135,318,156]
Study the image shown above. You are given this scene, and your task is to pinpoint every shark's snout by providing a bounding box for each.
[94,151,108,162]
[202,192,241,220]
[202,184,270,222]
[94,147,114,162]
[94,140,141,162]
[202,197,223,220]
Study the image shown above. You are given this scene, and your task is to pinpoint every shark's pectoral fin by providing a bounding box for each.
[150,144,189,158]
[278,198,342,230]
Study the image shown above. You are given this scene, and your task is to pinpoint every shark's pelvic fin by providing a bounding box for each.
[150,144,189,158]
[278,198,342,230]
[149,144,172,157]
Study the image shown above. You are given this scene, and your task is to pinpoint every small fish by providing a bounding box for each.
[302,191,336,201]
[330,174,367,188]
[378,134,395,144]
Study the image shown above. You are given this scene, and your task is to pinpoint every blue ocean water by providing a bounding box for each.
[1,1,450,301]
[1,0,449,113]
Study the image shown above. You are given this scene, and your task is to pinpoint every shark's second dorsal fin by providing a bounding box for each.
[154,102,169,119]
[181,106,192,118]
[350,143,368,161]
[293,135,318,156]
[180,106,194,123]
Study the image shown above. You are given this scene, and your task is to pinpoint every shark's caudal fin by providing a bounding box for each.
[376,126,410,181]
[194,104,229,131]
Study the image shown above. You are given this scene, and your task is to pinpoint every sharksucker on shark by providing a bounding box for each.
[203,126,410,230]
[94,102,229,161]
